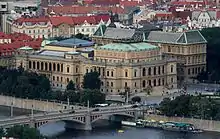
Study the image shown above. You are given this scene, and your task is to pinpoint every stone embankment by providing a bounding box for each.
[146,114,220,132]
[0,95,82,111]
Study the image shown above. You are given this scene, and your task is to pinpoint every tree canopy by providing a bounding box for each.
[0,67,51,99]
[83,71,101,89]
[66,80,75,91]
[131,96,141,103]
[199,28,220,82]
[0,67,105,107]
[159,95,220,120]
[1,125,44,139]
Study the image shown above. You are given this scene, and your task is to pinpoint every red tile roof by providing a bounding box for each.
[49,15,110,26]
[171,1,205,5]
[47,5,125,15]
[155,13,173,17]
[0,32,42,56]
[49,16,74,26]
[90,0,120,5]
[13,16,50,25]
[13,15,110,26]
[120,1,140,7]
[216,11,220,19]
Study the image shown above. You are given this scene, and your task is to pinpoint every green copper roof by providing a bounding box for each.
[93,24,107,36]
[97,42,158,52]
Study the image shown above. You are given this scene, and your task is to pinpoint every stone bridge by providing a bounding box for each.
[0,95,84,112]
[0,105,141,130]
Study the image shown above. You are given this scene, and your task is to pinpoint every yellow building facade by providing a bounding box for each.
[146,30,207,84]
[16,42,177,94]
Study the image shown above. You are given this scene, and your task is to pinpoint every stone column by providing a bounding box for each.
[84,112,92,130]
[134,109,139,121]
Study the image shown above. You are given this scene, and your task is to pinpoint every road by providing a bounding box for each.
[107,83,220,105]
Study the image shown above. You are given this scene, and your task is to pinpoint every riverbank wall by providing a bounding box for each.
[145,114,220,132]
[0,95,82,112]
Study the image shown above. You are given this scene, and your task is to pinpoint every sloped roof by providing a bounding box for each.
[146,30,207,44]
[47,5,125,15]
[192,10,216,20]
[97,42,158,52]
[101,28,136,39]
[49,38,94,47]
[93,24,107,36]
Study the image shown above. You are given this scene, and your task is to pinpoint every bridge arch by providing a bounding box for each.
[35,116,86,128]
[91,111,135,124]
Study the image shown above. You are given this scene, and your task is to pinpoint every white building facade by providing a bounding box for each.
[188,10,220,29]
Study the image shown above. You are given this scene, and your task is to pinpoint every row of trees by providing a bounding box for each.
[0,125,44,139]
[197,28,220,82]
[159,95,220,120]
[0,66,105,106]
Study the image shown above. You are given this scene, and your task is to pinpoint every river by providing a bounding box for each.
[1,106,220,139]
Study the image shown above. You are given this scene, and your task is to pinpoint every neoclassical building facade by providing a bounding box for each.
[146,30,207,84]
[16,42,177,94]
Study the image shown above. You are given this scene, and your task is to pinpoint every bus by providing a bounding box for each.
[94,104,109,107]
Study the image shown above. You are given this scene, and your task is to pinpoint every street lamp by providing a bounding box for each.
[10,101,13,117]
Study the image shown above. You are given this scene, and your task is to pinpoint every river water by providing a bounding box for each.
[1,106,220,139]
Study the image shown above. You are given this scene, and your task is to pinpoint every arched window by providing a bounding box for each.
[37,62,40,69]
[125,70,128,77]
[153,79,157,86]
[153,67,156,75]
[111,71,114,77]
[49,63,52,71]
[28,61,31,69]
[134,69,137,77]
[57,64,60,72]
[171,65,174,73]
[53,63,56,71]
[148,80,151,86]
[148,67,151,75]
[41,62,44,70]
[142,68,146,76]
[61,64,63,72]
[76,66,79,73]
[45,63,48,71]
[158,79,161,86]
[168,46,171,52]
[67,67,70,73]
[158,66,161,75]
[142,80,146,88]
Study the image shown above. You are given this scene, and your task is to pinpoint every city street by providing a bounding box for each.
[106,83,220,105]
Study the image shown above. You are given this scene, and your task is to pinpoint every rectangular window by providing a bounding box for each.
[125,82,127,87]
[111,82,113,87]
[125,71,128,77]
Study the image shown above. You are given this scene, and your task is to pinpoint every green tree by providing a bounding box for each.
[6,125,42,139]
[80,89,105,106]
[83,71,101,89]
[66,80,75,91]
[131,96,141,103]
[159,97,172,116]
[200,28,220,82]
[75,33,84,39]
[0,128,5,138]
